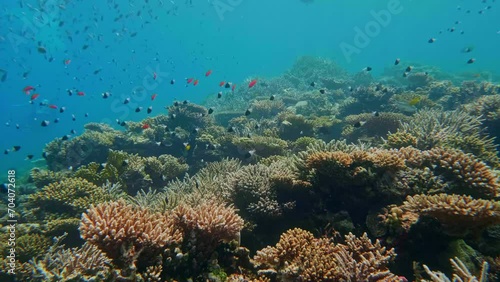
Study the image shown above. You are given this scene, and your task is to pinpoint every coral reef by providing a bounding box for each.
[253,228,398,281]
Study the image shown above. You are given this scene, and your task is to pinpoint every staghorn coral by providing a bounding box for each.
[422,257,489,282]
[22,236,114,282]
[165,102,213,130]
[401,194,500,235]
[464,94,500,122]
[80,200,183,263]
[343,112,410,143]
[399,109,498,167]
[143,154,189,183]
[28,177,114,219]
[16,233,51,262]
[29,168,70,189]
[253,228,398,281]
[426,148,499,199]
[250,99,286,118]
[385,131,418,149]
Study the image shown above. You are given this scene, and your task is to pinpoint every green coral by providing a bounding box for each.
[16,234,51,262]
[233,136,288,158]
[28,177,113,219]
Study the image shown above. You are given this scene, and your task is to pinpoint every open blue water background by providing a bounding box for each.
[0,0,499,176]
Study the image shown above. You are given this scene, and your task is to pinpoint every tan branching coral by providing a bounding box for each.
[385,131,418,149]
[402,194,500,233]
[80,200,183,262]
[427,148,499,198]
[253,228,398,281]
[29,168,70,189]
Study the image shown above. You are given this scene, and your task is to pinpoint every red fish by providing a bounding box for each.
[232,84,236,92]
[31,93,40,100]
[64,59,71,65]
[48,104,58,109]
[153,72,157,80]
[142,123,150,129]
[205,69,212,77]
[193,79,199,86]
[219,81,225,87]
[77,91,85,96]
[151,93,157,100]
[248,79,257,88]
[23,85,35,94]
[186,78,194,84]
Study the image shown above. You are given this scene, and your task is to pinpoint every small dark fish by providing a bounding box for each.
[72,114,76,121]
[62,135,70,140]
[354,121,366,128]
[124,98,130,104]
[102,92,111,98]
[245,109,251,116]
[82,44,89,50]
[403,72,408,77]
[405,66,412,72]
[171,113,176,119]
[42,152,48,158]
[12,146,21,151]
[428,38,436,43]
[310,82,316,87]
[244,149,256,159]
[147,106,152,114]
[270,95,276,100]
[70,129,76,134]
[4,150,8,155]
[94,69,102,75]
[16,124,20,129]
[394,58,400,65]
[120,121,127,126]
[467,58,475,64]
[122,159,129,166]
[37,46,47,54]
[41,120,50,127]
[59,107,66,113]
[208,108,214,114]
[174,101,179,107]
[225,82,231,88]
[192,128,199,134]
[319,89,326,94]
[54,118,60,123]
[254,124,260,129]
[170,79,175,84]
[85,113,89,117]
[372,111,380,117]
[183,100,189,105]
[227,126,235,132]
[217,92,222,98]
[0,68,7,82]
[135,107,142,112]
[26,154,34,160]
[67,89,73,96]
[365,66,372,71]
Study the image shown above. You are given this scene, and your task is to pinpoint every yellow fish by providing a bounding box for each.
[408,97,421,106]
[183,142,191,151]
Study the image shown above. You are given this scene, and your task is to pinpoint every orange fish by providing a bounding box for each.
[186,78,194,84]
[31,93,40,100]
[142,123,150,129]
[153,72,157,80]
[219,81,225,87]
[248,79,257,88]
[205,69,212,77]
[77,91,85,96]
[151,93,157,100]
[193,79,199,86]
[48,104,58,109]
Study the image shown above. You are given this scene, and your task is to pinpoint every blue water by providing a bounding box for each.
[0,0,499,175]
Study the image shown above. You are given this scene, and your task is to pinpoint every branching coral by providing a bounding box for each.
[28,177,114,219]
[29,168,70,189]
[422,257,489,282]
[80,200,183,265]
[253,228,398,281]
[401,194,500,234]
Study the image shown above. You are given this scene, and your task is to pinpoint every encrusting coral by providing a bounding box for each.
[253,228,399,281]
